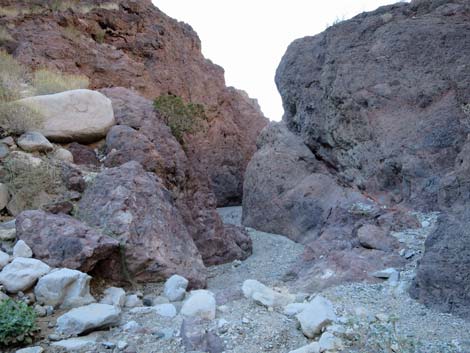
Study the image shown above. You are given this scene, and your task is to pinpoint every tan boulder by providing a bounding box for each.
[17,89,115,143]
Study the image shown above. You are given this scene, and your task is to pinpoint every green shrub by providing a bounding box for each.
[154,94,208,144]
[32,68,89,95]
[0,299,38,346]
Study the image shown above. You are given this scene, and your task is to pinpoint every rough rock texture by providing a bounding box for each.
[0,0,267,205]
[67,142,100,166]
[275,0,470,209]
[16,210,120,272]
[101,88,252,268]
[76,161,208,287]
[243,123,405,289]
[0,257,51,293]
[410,211,470,319]
[34,268,96,309]
[17,89,115,143]
[17,131,53,152]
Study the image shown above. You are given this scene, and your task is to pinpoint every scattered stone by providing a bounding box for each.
[164,274,189,302]
[357,224,398,252]
[13,239,33,258]
[0,257,51,293]
[121,321,141,333]
[371,268,400,284]
[56,303,121,336]
[181,290,216,320]
[318,332,343,352]
[68,142,100,166]
[143,295,169,306]
[42,200,74,215]
[154,303,177,318]
[51,334,99,350]
[284,303,309,317]
[117,340,128,350]
[181,318,225,353]
[35,268,95,309]
[0,250,10,269]
[17,89,115,143]
[34,304,47,317]
[124,294,142,308]
[288,342,320,353]
[17,131,53,152]
[100,287,126,307]
[52,148,74,163]
[242,279,295,308]
[101,341,116,349]
[0,183,9,211]
[0,137,14,146]
[15,346,44,353]
[296,296,337,338]
[0,143,9,159]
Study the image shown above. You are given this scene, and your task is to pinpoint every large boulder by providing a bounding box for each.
[76,161,207,287]
[16,210,120,273]
[102,88,252,267]
[410,211,470,319]
[34,268,95,309]
[243,123,405,289]
[56,303,121,336]
[275,0,470,209]
[16,89,115,143]
[0,257,51,293]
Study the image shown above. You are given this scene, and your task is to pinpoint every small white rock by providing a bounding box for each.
[0,250,10,270]
[296,296,337,338]
[13,240,33,258]
[0,257,50,293]
[371,268,398,279]
[242,279,294,308]
[154,303,177,318]
[100,287,126,307]
[53,148,74,163]
[117,340,128,350]
[124,294,142,308]
[51,334,99,350]
[15,346,44,353]
[318,331,343,352]
[180,289,216,320]
[121,320,141,332]
[164,274,189,302]
[288,342,320,353]
[284,302,309,317]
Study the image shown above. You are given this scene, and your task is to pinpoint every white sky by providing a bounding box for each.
[154,1,406,121]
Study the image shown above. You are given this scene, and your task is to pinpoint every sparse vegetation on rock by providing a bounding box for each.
[154,94,208,144]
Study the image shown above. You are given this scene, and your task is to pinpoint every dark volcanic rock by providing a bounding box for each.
[243,123,404,288]
[410,211,470,319]
[16,210,119,272]
[77,161,207,287]
[275,0,470,209]
[0,0,267,205]
[67,142,100,167]
[102,88,252,267]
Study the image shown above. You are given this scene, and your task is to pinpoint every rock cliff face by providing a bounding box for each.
[243,0,470,312]
[0,0,267,206]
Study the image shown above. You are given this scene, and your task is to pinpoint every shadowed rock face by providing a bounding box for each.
[244,0,470,299]
[0,0,267,206]
[275,0,470,209]
[410,210,470,319]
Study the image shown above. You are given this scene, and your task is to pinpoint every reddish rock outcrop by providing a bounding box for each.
[101,87,252,268]
[77,161,208,287]
[0,0,267,205]
[16,210,120,273]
